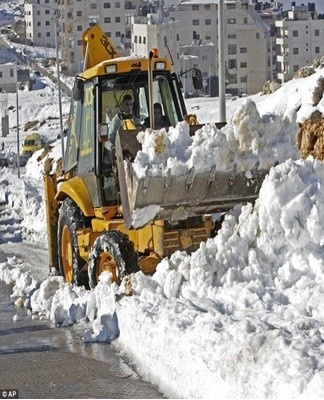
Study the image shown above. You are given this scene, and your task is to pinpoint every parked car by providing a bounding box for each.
[0,154,8,168]
[6,152,31,168]
[22,132,42,154]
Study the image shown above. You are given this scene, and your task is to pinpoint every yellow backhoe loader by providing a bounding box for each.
[44,25,267,289]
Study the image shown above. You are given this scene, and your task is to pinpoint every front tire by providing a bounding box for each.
[88,230,139,289]
[57,199,89,288]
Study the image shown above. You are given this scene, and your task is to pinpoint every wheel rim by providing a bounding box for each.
[97,251,118,284]
[61,225,73,283]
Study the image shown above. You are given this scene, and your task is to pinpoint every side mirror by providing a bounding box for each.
[73,78,84,101]
[98,123,108,142]
[192,68,203,90]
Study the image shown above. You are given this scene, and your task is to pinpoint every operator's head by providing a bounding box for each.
[154,102,163,120]
[121,94,134,116]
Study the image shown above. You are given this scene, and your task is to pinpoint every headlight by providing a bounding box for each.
[106,65,117,73]
[155,61,166,70]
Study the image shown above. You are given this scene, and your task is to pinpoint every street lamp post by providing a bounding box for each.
[15,63,20,178]
[54,16,64,162]
[218,0,226,123]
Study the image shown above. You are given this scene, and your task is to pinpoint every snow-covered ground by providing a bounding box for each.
[3,57,324,399]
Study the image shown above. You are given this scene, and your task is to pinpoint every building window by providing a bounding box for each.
[256,32,260,39]
[46,32,51,37]
[228,18,236,24]
[228,59,237,69]
[115,17,120,22]
[192,5,199,10]
[240,47,247,53]
[228,74,237,84]
[116,31,121,37]
[45,20,50,25]
[193,19,199,25]
[244,17,247,24]
[77,11,82,16]
[241,76,247,83]
[228,44,236,54]
[134,36,137,43]
[293,30,298,37]
[205,19,211,25]
[77,25,82,31]
[204,5,210,10]
[45,10,49,14]
[37,21,41,26]
[293,47,299,55]
[315,29,320,36]
[115,2,121,8]
[0,72,2,78]
[104,3,110,8]
[206,35,211,40]
[315,46,320,54]
[10,69,14,77]
[104,17,111,23]
[240,62,247,68]
[228,34,236,39]
[293,65,299,72]
[90,3,97,9]
[227,4,236,9]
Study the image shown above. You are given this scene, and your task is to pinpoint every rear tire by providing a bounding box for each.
[57,199,90,288]
[88,230,139,289]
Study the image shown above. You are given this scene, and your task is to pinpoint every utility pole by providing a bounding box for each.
[218,0,226,123]
[15,63,20,178]
[54,15,64,162]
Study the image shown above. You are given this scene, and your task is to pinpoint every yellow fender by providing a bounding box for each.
[56,176,95,217]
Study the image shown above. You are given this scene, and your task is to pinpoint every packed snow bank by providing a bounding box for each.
[2,157,324,398]
[134,99,300,179]
[0,170,46,243]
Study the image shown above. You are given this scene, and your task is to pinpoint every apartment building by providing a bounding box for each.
[24,0,59,48]
[24,0,142,75]
[59,0,131,74]
[169,0,272,95]
[0,63,17,93]
[24,0,274,93]
[132,13,179,64]
[276,4,323,83]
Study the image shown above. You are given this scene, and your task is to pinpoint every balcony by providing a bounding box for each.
[276,37,288,46]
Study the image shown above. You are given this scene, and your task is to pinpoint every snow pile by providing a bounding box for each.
[0,169,46,242]
[116,157,324,398]
[134,99,299,179]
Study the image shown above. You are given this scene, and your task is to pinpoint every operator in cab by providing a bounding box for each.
[144,102,170,129]
[108,94,142,148]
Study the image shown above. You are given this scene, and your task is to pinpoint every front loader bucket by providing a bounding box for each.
[115,130,268,229]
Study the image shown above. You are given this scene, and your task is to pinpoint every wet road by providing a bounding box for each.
[0,281,164,399]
